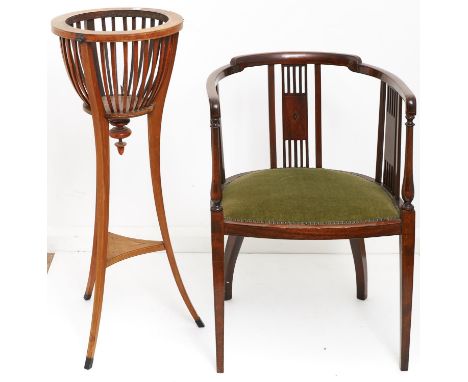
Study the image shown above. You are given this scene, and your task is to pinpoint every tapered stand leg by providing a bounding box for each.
[400,209,415,371]
[84,209,98,300]
[147,106,203,327]
[224,235,244,300]
[84,115,110,369]
[349,238,368,300]
[211,210,225,373]
[80,43,111,369]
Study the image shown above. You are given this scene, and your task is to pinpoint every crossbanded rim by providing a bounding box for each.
[51,8,183,42]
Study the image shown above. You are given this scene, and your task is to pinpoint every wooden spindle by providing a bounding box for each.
[375,81,386,183]
[314,64,322,168]
[84,20,104,97]
[60,38,86,103]
[268,65,277,168]
[292,65,297,94]
[135,40,150,109]
[99,42,114,113]
[126,17,137,93]
[129,41,139,110]
[141,39,161,108]
[110,42,119,112]
[146,35,174,106]
[100,18,113,96]
[122,17,129,112]
[64,39,87,102]
[71,41,89,101]
[300,66,304,93]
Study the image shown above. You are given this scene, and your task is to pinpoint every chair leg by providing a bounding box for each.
[349,238,368,300]
[224,235,244,300]
[211,210,225,373]
[400,209,415,371]
[147,108,203,327]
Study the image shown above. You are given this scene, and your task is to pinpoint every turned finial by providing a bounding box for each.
[402,115,415,210]
[109,119,131,155]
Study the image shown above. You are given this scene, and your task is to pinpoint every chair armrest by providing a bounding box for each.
[355,63,417,116]
[206,64,243,207]
[207,64,242,119]
[354,63,417,209]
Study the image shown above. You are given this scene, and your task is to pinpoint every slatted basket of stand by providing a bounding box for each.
[51,8,204,369]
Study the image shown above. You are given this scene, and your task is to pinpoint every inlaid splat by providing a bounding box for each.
[281,64,309,167]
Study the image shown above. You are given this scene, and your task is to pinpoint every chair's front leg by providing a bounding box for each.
[400,208,415,370]
[211,208,225,373]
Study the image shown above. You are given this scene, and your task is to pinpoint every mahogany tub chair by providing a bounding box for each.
[207,52,416,372]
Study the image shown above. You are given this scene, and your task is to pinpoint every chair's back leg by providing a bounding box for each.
[400,209,415,370]
[224,235,244,300]
[349,238,368,300]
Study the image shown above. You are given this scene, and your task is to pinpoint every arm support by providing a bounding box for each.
[207,64,243,207]
[353,63,416,207]
[355,63,416,116]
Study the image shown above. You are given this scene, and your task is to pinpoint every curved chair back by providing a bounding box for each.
[207,52,416,206]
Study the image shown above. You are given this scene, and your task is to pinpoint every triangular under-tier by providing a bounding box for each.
[107,232,165,267]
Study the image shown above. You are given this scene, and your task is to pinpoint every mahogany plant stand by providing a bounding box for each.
[51,8,204,369]
[208,52,416,372]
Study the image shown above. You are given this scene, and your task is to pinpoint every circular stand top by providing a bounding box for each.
[51,8,183,42]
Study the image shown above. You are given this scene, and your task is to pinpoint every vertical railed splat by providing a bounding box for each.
[383,86,403,199]
[281,64,309,167]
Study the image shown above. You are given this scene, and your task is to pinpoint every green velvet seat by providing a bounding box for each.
[222,168,400,225]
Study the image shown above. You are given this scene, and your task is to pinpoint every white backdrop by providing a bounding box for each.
[47,0,419,254]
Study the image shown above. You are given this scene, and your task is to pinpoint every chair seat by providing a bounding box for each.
[222,168,400,225]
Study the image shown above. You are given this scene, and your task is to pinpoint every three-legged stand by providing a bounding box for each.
[79,42,203,370]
